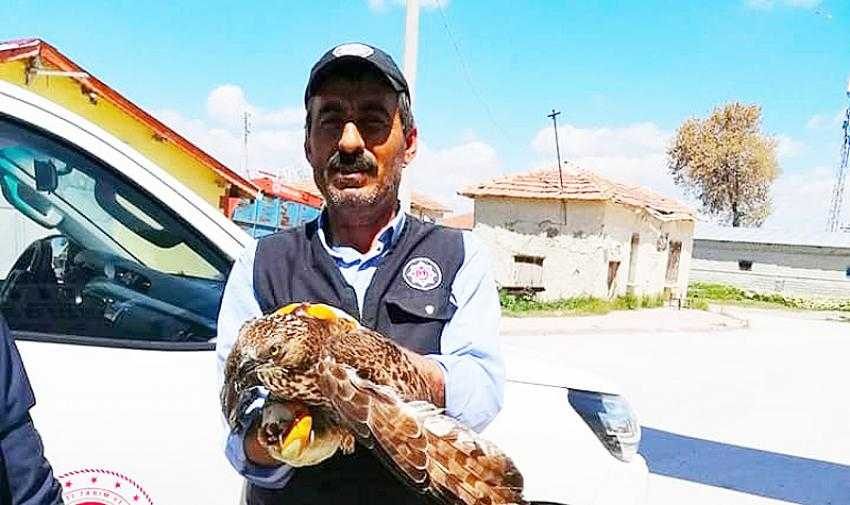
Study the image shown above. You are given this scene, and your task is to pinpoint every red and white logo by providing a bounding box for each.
[403,257,442,291]
[59,468,154,505]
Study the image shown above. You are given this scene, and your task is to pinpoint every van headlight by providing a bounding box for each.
[568,389,641,462]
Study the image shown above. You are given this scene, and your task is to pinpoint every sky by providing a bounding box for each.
[1,0,849,231]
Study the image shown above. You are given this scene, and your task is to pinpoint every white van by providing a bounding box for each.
[0,80,648,505]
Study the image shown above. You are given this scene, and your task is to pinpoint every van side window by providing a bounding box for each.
[0,115,227,345]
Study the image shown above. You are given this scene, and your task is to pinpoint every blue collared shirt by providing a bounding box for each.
[215,212,504,489]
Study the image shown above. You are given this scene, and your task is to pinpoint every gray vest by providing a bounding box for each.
[248,214,464,505]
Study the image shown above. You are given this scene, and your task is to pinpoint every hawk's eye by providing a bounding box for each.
[270,344,285,357]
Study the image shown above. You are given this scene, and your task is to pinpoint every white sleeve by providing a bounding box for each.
[215,239,293,488]
[427,231,505,432]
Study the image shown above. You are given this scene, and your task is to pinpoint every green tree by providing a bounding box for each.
[668,102,779,227]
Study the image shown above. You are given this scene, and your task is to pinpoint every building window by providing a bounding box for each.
[514,255,544,266]
[738,260,753,271]
[512,255,544,288]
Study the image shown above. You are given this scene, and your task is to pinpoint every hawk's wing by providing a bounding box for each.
[317,358,525,505]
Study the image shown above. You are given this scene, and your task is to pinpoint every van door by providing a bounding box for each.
[0,113,243,504]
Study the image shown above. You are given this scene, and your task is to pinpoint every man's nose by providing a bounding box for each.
[338,121,365,156]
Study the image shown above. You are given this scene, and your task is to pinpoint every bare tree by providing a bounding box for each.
[668,102,779,227]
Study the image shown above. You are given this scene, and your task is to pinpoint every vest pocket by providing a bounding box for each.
[384,289,456,322]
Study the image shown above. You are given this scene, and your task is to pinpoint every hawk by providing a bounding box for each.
[221,302,525,505]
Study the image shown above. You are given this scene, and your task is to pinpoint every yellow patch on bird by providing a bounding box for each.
[278,412,313,460]
[303,304,341,321]
[274,303,358,324]
[274,303,303,316]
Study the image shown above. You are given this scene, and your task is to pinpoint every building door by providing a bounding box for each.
[607,261,621,298]
[626,233,639,293]
[665,241,682,285]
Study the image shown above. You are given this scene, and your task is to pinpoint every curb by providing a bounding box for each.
[706,305,751,329]
[500,307,750,336]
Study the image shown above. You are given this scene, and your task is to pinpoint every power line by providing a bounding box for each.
[435,3,512,145]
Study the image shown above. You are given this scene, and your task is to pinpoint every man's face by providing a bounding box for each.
[305,69,416,214]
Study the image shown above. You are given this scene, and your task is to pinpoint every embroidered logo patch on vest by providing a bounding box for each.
[403,257,442,291]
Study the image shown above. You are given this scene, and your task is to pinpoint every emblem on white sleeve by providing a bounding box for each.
[402,257,442,291]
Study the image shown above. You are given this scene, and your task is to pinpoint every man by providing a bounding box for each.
[0,316,64,505]
[216,43,504,504]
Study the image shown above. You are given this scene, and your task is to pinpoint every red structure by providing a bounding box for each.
[251,177,324,209]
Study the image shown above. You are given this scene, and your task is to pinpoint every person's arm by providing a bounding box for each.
[0,317,64,505]
[426,231,505,432]
[216,241,293,488]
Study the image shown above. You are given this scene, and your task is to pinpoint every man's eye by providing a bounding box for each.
[361,118,387,129]
[320,117,343,128]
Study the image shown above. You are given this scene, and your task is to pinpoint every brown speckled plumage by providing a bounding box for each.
[221,303,525,505]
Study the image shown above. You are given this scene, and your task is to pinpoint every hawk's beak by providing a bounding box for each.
[279,411,313,460]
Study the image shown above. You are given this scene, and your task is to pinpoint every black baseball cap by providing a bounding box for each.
[304,43,410,105]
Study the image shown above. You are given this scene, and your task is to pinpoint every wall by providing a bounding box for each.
[473,196,694,300]
[0,59,227,208]
[691,239,850,299]
[603,204,694,298]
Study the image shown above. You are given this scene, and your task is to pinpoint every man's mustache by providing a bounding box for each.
[327,151,378,175]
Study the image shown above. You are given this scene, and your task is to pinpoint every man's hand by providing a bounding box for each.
[402,348,446,408]
[244,416,284,467]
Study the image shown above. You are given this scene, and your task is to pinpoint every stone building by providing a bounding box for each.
[409,191,450,223]
[441,212,473,230]
[460,169,695,301]
[691,224,850,299]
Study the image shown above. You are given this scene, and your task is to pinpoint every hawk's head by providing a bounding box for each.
[236,302,359,376]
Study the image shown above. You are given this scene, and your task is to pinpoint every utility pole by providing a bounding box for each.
[547,109,564,190]
[399,0,420,214]
[827,78,850,232]
[242,111,252,177]
[403,0,420,106]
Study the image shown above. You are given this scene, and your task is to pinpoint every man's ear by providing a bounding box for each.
[403,127,418,165]
[304,135,313,164]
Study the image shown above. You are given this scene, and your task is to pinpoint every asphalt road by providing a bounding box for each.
[503,308,850,505]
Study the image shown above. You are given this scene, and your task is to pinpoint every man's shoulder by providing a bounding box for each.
[256,219,319,249]
[405,214,464,241]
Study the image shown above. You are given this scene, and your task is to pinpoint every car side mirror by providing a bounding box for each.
[35,159,58,193]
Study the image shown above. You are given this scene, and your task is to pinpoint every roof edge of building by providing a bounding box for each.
[0,38,259,198]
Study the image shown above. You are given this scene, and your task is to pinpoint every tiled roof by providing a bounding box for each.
[411,191,450,213]
[460,168,694,222]
[441,212,473,230]
[0,38,258,197]
[291,178,449,212]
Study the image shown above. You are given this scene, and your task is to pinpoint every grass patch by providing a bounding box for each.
[499,290,666,317]
[687,282,850,312]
